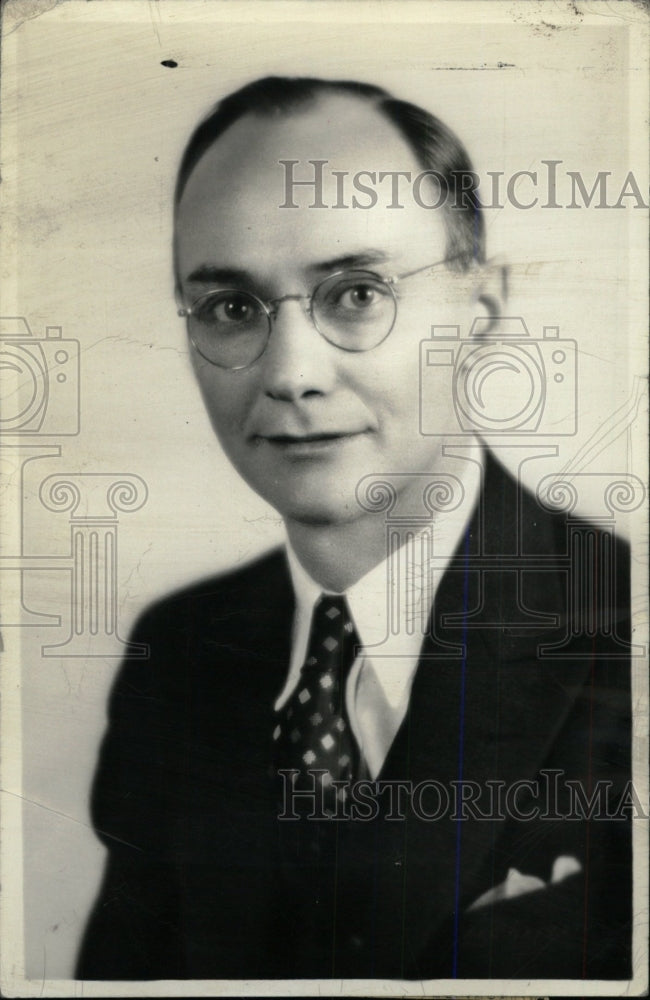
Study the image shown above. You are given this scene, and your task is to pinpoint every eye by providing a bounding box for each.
[336,281,381,312]
[337,283,379,309]
[214,294,254,323]
[195,291,261,327]
[325,277,392,315]
[315,272,394,337]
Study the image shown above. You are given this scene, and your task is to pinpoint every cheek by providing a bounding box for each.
[354,341,423,422]
[366,297,476,424]
[194,369,250,439]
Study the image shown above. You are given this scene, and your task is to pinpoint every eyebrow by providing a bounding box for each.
[184,251,393,288]
[307,250,392,274]
[185,265,257,286]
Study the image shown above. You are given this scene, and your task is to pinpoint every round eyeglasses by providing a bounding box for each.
[177,256,459,371]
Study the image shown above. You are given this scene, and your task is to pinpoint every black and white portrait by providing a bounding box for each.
[1,1,647,995]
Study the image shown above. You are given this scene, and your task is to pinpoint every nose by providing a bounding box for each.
[259,299,338,401]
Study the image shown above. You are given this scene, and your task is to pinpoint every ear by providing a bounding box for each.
[471,256,509,338]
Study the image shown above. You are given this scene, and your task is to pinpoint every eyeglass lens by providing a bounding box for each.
[187,270,397,369]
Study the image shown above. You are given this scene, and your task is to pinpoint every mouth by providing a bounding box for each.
[255,430,367,454]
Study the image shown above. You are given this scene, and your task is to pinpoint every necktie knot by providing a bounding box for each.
[301,594,358,678]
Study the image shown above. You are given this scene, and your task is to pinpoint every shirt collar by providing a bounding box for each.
[283,444,484,709]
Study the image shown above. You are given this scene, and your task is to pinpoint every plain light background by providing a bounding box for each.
[1,0,648,990]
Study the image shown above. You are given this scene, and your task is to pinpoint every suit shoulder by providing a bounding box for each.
[108,545,292,706]
[132,546,290,630]
[483,450,630,559]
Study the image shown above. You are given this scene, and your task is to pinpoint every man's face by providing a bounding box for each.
[176,95,478,526]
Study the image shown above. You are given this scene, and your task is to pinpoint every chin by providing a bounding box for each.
[272,491,362,528]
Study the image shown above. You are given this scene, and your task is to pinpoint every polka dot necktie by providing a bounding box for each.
[273,594,361,813]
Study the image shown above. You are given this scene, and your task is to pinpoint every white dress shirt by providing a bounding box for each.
[275,449,483,779]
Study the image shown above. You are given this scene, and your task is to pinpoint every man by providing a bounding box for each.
[76,77,632,981]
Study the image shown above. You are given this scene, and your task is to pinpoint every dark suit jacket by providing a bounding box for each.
[76,454,633,981]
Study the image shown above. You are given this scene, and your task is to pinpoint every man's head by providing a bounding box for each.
[174,76,485,284]
[174,76,503,528]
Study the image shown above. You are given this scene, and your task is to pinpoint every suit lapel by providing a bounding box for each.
[375,454,591,968]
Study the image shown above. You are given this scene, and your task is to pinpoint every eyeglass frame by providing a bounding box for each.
[176,253,466,372]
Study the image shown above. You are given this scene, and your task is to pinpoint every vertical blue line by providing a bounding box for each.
[452,523,472,976]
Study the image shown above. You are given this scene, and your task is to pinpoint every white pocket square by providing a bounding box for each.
[466,855,582,913]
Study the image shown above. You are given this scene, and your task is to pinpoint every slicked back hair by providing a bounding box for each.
[174,75,485,287]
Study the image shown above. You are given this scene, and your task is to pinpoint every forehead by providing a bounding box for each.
[175,94,447,280]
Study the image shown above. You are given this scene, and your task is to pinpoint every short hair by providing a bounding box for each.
[174,75,485,284]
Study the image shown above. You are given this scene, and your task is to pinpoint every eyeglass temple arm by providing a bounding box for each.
[388,252,469,285]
